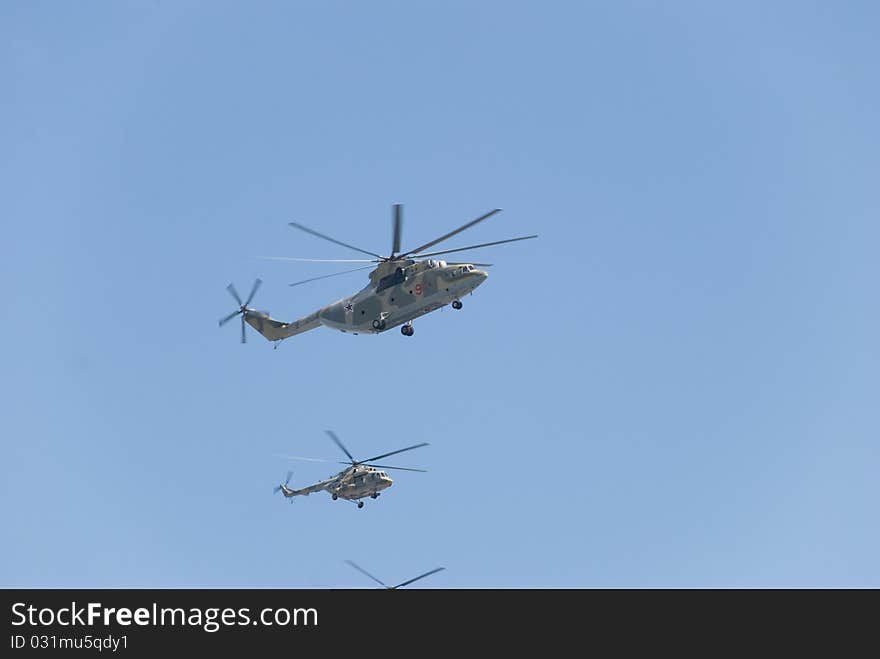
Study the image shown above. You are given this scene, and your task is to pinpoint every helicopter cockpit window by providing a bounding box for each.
[377,267,406,293]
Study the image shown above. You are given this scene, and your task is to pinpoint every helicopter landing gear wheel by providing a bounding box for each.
[401,324,414,336]
[357,501,364,509]
[372,318,387,331]
[331,493,338,500]
[370,493,379,499]
[452,300,463,310]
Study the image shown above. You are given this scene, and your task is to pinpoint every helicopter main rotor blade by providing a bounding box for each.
[360,442,429,464]
[400,208,502,258]
[280,454,335,463]
[413,235,538,259]
[447,262,493,267]
[289,266,374,288]
[226,283,243,307]
[244,278,262,307]
[344,560,389,589]
[257,256,376,263]
[362,463,427,473]
[392,567,446,589]
[289,222,385,260]
[391,204,402,256]
[240,315,247,343]
[218,309,240,327]
[325,430,356,463]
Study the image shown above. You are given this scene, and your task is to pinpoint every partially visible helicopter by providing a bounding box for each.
[344,560,445,589]
[219,204,536,342]
[273,430,427,509]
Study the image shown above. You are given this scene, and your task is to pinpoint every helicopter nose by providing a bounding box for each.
[469,270,488,289]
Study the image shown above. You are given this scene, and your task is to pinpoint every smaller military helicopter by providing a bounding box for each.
[344,560,445,589]
[274,430,427,509]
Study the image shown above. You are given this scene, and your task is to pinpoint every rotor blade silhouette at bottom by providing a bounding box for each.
[344,560,389,588]
[393,567,446,589]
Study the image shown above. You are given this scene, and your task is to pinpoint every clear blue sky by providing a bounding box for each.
[2,1,878,587]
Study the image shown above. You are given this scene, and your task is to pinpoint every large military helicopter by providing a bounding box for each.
[273,430,428,509]
[219,204,536,342]
[344,560,445,589]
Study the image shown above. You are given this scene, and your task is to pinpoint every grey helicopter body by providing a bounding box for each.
[250,258,486,340]
[276,466,393,504]
[274,431,427,509]
[220,205,536,342]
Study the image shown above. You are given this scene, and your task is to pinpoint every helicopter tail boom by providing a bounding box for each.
[245,310,322,342]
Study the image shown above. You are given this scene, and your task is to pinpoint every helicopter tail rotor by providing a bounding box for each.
[219,279,270,343]
[273,471,294,498]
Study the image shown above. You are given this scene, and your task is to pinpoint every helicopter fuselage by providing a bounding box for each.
[279,465,394,503]
[318,259,487,334]
[329,466,394,500]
